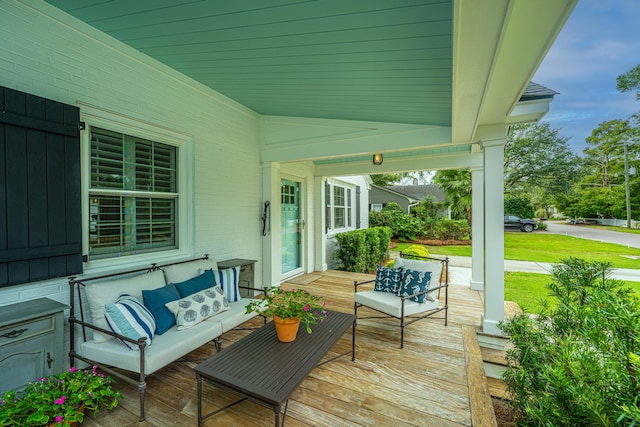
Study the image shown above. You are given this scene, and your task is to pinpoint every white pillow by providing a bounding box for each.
[165,286,230,330]
[394,257,443,284]
[84,270,166,343]
[163,259,218,284]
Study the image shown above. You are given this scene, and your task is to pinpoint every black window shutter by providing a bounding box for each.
[325,181,331,233]
[0,87,82,287]
[356,185,361,229]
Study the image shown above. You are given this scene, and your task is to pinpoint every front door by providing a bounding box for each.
[281,179,303,277]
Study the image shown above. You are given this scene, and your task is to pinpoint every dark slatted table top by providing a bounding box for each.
[194,310,355,407]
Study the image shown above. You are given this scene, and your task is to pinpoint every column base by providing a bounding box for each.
[470,279,484,291]
[481,314,506,336]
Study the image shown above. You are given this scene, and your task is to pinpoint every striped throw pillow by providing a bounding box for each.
[215,267,241,302]
[105,294,156,350]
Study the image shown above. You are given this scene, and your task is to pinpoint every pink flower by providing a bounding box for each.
[54,396,66,405]
[55,416,64,422]
[303,304,310,311]
[69,367,78,373]
[322,301,326,307]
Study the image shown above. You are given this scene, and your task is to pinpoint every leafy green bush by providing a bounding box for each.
[368,209,393,228]
[373,203,424,241]
[400,244,429,259]
[334,227,391,273]
[536,220,547,231]
[500,258,640,426]
[422,218,470,240]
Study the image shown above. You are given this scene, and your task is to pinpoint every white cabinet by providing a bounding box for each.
[0,298,68,393]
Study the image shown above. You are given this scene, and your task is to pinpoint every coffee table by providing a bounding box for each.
[194,310,355,426]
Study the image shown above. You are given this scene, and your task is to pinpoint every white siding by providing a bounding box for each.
[0,1,262,352]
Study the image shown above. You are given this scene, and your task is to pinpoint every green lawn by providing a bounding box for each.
[505,272,640,314]
[396,233,640,269]
[584,224,640,234]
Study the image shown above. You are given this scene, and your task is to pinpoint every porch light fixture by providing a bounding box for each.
[372,153,383,165]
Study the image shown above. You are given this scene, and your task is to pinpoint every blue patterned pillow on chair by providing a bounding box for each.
[373,265,404,293]
[398,268,433,303]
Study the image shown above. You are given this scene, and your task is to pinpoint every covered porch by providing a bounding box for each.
[81,269,501,426]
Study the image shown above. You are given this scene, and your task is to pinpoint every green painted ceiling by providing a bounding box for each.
[45,0,453,126]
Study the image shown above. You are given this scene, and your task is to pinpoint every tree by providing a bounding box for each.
[504,123,582,204]
[370,173,402,186]
[575,119,640,219]
[617,64,640,100]
[433,169,471,223]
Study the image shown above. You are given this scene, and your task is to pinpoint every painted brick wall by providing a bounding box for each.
[0,1,263,357]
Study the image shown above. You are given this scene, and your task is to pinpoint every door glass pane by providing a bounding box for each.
[281,179,301,274]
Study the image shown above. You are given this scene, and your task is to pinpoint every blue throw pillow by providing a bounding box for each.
[398,268,432,303]
[104,294,156,350]
[174,269,216,298]
[215,267,241,302]
[373,265,404,293]
[142,284,180,334]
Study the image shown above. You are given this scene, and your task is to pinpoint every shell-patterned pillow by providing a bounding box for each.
[164,286,230,330]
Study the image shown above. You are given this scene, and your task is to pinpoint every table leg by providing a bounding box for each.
[352,319,356,361]
[197,375,202,427]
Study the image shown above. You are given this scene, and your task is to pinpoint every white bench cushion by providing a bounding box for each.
[81,315,224,375]
[355,290,439,318]
[215,300,260,333]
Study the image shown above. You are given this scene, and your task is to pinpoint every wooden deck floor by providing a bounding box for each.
[82,269,490,427]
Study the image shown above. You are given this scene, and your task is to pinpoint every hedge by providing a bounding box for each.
[334,227,391,273]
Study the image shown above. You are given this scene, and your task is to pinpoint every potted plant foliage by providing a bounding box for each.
[245,286,327,342]
[0,365,122,426]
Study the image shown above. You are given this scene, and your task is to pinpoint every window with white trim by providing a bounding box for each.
[327,181,356,232]
[88,126,178,259]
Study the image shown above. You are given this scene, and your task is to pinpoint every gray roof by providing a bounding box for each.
[383,184,446,202]
[520,81,558,101]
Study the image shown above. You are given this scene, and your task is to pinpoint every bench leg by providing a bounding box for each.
[138,379,147,421]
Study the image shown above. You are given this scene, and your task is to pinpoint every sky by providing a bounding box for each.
[532,0,640,154]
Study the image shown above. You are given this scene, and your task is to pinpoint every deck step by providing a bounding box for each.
[462,325,498,427]
[487,377,510,400]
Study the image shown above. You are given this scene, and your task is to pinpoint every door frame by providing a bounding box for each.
[280,174,306,281]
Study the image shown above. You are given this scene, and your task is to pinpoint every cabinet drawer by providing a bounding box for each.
[239,263,253,275]
[0,316,55,346]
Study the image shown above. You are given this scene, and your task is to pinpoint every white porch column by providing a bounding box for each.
[262,162,281,288]
[481,131,506,336]
[314,176,328,271]
[470,166,484,291]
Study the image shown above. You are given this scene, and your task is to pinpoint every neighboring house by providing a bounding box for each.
[0,1,575,341]
[324,176,371,270]
[369,184,449,217]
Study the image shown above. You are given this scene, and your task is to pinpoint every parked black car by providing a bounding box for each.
[504,214,537,232]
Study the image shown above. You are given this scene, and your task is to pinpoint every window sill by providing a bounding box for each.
[82,248,194,277]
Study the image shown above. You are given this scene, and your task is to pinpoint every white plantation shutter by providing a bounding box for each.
[89,127,177,259]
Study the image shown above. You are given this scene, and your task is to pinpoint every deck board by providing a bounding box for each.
[81,269,493,426]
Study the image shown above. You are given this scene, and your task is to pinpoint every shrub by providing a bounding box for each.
[500,258,640,426]
[422,218,470,240]
[368,210,392,228]
[400,244,429,259]
[334,227,391,273]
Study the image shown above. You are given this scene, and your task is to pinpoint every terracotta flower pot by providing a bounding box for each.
[273,315,301,342]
